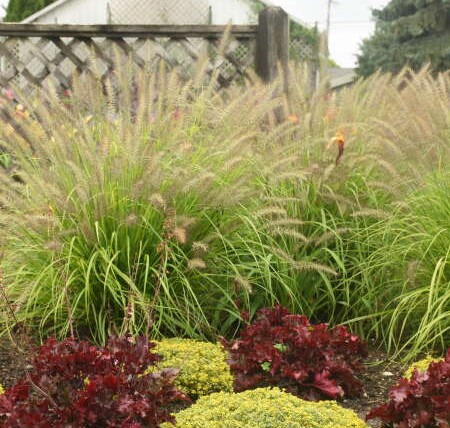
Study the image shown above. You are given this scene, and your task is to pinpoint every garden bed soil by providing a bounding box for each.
[341,349,404,427]
[0,338,402,427]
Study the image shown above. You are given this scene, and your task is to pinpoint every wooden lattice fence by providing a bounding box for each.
[0,24,258,91]
[0,7,318,94]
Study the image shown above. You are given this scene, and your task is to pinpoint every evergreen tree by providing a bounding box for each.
[5,0,56,22]
[357,0,450,76]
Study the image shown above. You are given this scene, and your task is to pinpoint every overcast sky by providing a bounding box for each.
[0,1,6,18]
[0,0,390,67]
[272,0,390,67]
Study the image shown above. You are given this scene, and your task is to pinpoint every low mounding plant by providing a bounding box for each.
[404,355,444,380]
[153,338,233,397]
[161,387,368,428]
[222,305,367,400]
[0,336,188,427]
[367,348,450,427]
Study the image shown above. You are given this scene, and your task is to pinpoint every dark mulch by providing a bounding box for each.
[0,335,33,389]
[342,348,404,427]
[0,337,403,427]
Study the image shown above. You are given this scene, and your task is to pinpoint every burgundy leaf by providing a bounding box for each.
[0,336,189,428]
[312,371,343,398]
[367,349,450,427]
[223,305,367,400]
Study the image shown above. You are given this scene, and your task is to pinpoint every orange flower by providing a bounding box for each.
[334,131,345,145]
[334,132,345,165]
[327,131,346,165]
[15,104,29,118]
[287,114,300,124]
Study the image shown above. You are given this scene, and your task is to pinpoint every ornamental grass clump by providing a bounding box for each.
[0,60,352,346]
[222,305,368,400]
[153,338,233,397]
[342,171,450,361]
[0,336,188,428]
[1,56,450,364]
[0,61,308,344]
[161,387,368,428]
[367,348,450,427]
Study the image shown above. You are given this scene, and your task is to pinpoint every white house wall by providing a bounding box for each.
[24,0,260,25]
[208,0,257,24]
[109,0,209,24]
[107,0,257,25]
[27,0,109,24]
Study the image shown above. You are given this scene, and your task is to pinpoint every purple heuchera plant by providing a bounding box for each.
[222,305,368,400]
[0,336,189,428]
[367,349,450,428]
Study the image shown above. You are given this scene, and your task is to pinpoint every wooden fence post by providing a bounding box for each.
[255,6,289,90]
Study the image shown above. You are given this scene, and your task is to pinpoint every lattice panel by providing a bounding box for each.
[0,35,255,91]
[110,0,209,25]
[290,38,317,62]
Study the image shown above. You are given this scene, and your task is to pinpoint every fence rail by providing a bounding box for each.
[0,25,259,90]
[0,23,258,38]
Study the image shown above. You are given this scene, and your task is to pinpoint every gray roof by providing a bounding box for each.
[329,68,356,89]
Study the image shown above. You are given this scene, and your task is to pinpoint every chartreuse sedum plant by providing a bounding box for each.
[161,388,368,428]
[151,338,233,397]
[0,58,315,344]
[404,355,444,380]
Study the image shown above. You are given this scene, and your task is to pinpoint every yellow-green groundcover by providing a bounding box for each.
[162,387,368,428]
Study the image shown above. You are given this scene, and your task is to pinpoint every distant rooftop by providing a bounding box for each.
[329,68,356,89]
